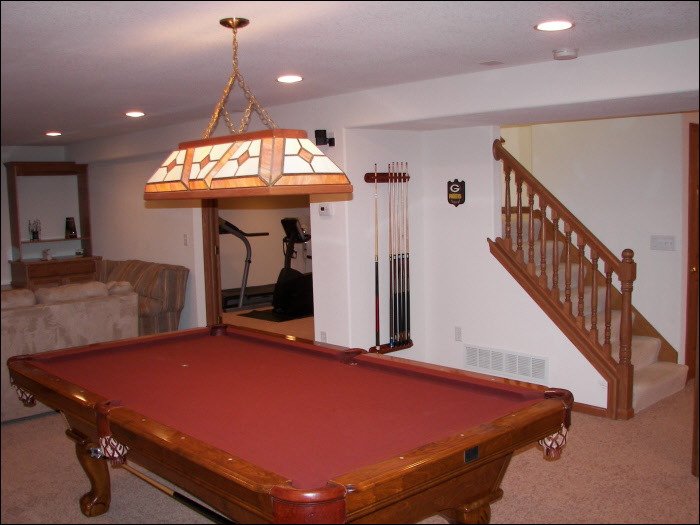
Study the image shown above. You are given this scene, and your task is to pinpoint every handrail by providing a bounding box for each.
[492,138,636,419]
[493,138,621,271]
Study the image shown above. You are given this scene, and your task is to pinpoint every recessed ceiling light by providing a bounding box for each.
[125,111,145,118]
[277,75,303,84]
[535,21,574,32]
[45,131,62,137]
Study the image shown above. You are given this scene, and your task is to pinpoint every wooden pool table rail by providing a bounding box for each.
[7,326,572,524]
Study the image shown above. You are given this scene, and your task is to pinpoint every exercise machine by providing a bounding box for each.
[272,218,314,317]
[218,217,274,311]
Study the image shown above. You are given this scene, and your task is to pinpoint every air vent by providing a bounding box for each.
[464,345,548,383]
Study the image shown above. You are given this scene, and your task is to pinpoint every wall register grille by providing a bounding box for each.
[464,345,548,383]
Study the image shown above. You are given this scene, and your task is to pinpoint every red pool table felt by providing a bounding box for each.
[27,327,543,490]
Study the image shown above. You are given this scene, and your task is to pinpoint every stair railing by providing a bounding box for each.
[490,138,636,419]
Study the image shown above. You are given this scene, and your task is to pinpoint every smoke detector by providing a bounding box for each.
[553,48,578,60]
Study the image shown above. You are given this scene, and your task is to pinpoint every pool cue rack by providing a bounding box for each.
[365,166,413,354]
[363,172,410,184]
[370,340,413,354]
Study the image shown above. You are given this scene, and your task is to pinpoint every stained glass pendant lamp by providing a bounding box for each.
[144,18,352,200]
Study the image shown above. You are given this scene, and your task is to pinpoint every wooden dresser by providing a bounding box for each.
[9,256,102,290]
[5,161,100,289]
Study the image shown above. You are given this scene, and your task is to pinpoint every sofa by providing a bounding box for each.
[98,259,189,336]
[1,281,138,422]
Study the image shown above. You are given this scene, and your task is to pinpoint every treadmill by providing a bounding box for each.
[219,217,275,311]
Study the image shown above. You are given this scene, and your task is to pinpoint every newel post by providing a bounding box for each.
[616,248,636,419]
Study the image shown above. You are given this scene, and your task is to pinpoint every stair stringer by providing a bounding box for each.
[489,236,627,419]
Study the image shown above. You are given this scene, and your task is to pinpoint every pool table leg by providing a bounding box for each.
[66,428,111,517]
[439,488,503,524]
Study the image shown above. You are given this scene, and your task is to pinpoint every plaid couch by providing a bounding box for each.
[99,259,189,336]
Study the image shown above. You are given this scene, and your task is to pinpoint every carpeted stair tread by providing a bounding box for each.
[553,282,620,318]
[579,284,608,313]
[516,240,566,266]
[586,309,635,346]
[539,262,581,288]
[632,361,689,413]
[503,213,542,241]
[610,335,661,370]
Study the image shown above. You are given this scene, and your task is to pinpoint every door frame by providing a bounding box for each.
[202,199,222,326]
[686,123,699,379]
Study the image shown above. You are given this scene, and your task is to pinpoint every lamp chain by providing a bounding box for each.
[203,24,278,140]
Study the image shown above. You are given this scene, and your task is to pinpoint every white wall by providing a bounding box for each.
[417,127,603,403]
[2,39,696,410]
[86,153,203,331]
[308,123,605,405]
[501,114,692,352]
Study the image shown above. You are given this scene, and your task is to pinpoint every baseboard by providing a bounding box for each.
[572,402,608,417]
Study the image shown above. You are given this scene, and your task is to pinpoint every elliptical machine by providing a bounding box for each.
[272,218,313,317]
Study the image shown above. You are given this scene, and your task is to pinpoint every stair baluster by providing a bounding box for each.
[604,265,613,352]
[515,178,524,261]
[539,202,548,288]
[527,190,536,274]
[551,212,560,301]
[590,251,599,344]
[504,167,512,250]
[577,237,586,327]
[564,226,573,315]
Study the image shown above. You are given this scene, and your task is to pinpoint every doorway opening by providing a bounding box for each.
[202,196,314,340]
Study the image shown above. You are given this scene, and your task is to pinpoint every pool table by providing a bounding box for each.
[8,325,572,524]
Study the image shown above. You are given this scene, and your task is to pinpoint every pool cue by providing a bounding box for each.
[394,164,401,345]
[120,463,236,524]
[405,163,411,342]
[388,164,394,347]
[374,165,380,350]
[397,165,404,344]
[401,162,408,344]
[397,163,404,345]
[398,163,404,344]
[391,163,399,346]
[393,163,399,346]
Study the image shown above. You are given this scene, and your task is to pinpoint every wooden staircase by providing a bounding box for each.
[489,138,687,419]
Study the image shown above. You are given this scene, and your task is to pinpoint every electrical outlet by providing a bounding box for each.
[320,331,327,342]
[183,233,189,246]
[455,326,462,342]
[650,235,675,251]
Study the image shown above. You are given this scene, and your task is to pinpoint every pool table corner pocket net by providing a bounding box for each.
[8,324,573,524]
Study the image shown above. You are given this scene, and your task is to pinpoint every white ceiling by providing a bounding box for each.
[1,1,698,146]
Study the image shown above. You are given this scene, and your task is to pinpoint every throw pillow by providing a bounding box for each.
[1,289,36,309]
[107,281,134,295]
[35,281,109,304]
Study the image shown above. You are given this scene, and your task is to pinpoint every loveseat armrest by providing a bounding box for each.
[98,259,123,283]
[152,263,189,313]
[101,260,190,335]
